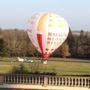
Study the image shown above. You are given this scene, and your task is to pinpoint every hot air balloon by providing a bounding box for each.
[27,12,69,64]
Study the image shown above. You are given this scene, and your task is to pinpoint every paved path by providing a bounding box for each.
[0,84,90,90]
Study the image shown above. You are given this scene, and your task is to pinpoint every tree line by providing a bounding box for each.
[0,28,90,59]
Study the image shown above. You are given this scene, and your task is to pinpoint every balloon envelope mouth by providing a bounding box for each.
[42,54,49,59]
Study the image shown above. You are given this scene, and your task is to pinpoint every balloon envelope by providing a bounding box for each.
[27,12,69,59]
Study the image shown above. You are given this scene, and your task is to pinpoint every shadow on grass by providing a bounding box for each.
[9,63,56,75]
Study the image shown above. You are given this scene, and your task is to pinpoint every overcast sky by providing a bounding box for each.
[0,0,90,31]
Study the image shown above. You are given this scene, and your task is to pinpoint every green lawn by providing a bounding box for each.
[0,57,90,75]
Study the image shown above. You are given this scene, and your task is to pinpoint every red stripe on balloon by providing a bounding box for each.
[37,34,43,53]
[37,34,49,59]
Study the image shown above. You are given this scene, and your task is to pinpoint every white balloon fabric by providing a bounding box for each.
[27,12,69,59]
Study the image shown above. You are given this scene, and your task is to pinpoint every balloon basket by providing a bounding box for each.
[41,59,47,64]
[42,60,47,64]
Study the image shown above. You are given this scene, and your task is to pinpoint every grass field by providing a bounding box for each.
[0,57,90,75]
